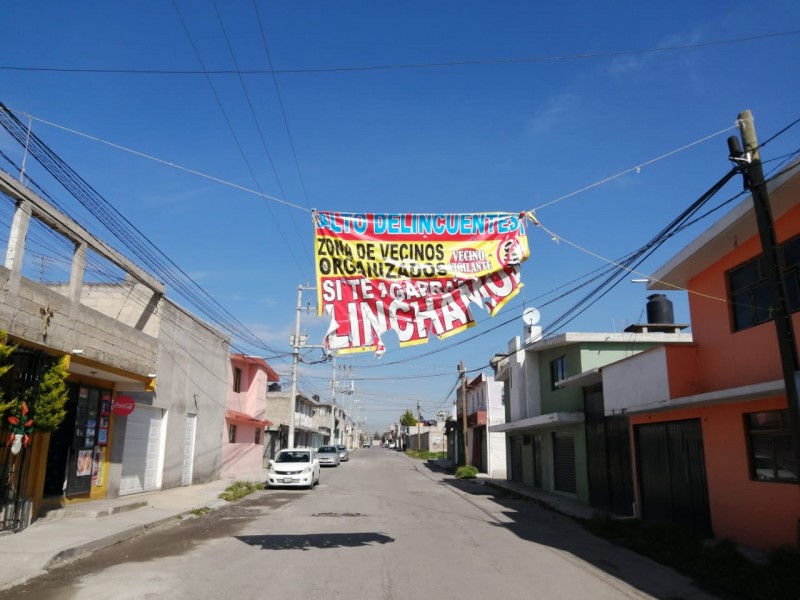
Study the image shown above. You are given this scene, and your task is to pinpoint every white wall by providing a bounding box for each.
[602,347,670,414]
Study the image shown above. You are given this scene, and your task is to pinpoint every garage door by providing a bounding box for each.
[120,406,164,496]
[553,431,577,494]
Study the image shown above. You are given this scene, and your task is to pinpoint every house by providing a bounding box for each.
[222,354,279,479]
[490,319,692,508]
[264,391,328,455]
[454,372,506,477]
[405,420,447,455]
[589,159,800,550]
[0,167,230,531]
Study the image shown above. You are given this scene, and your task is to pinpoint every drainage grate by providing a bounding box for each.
[312,512,363,518]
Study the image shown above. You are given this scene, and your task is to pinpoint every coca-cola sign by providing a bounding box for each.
[112,396,135,416]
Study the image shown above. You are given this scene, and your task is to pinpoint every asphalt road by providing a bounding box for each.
[2,449,719,599]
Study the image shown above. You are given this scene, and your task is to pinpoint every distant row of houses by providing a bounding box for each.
[0,168,352,532]
[448,159,800,552]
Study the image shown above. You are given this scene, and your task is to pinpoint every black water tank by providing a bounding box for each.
[646,294,674,324]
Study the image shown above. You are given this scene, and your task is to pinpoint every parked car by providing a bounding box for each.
[267,448,320,489]
[317,445,341,467]
[336,444,350,462]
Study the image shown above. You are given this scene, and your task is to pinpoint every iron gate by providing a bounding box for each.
[635,419,712,535]
[0,347,46,533]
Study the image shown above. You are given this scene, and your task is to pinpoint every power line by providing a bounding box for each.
[0,103,285,358]
[1,30,796,75]
[170,0,310,279]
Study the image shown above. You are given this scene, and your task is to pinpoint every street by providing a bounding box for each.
[2,450,718,599]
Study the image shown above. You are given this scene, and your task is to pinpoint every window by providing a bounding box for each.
[233,367,242,392]
[728,236,800,331]
[228,423,237,443]
[550,355,567,390]
[746,409,797,483]
[255,427,261,444]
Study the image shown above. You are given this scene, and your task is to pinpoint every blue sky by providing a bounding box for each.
[1,2,799,433]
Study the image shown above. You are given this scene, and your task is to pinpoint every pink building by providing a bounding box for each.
[222,354,280,479]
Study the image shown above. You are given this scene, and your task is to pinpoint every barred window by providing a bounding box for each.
[228,423,237,443]
[728,236,800,331]
[746,410,797,483]
[550,355,567,390]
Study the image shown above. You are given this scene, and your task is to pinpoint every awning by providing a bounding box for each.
[489,412,584,433]
[225,409,273,427]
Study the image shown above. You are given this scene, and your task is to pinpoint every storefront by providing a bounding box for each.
[43,383,112,499]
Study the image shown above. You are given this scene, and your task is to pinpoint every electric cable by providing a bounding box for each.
[1,30,795,75]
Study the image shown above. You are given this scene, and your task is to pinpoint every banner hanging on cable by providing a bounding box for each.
[313,211,530,355]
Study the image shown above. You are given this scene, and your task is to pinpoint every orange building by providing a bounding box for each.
[605,159,800,550]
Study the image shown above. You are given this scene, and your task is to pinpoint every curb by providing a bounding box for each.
[43,513,184,570]
[43,498,231,571]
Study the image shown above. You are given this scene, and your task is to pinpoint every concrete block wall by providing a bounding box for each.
[0,267,157,374]
[265,392,292,426]
[156,300,230,488]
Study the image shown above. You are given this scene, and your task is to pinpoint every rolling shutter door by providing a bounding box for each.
[553,431,577,494]
[510,437,523,482]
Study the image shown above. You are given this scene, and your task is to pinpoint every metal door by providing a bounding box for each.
[552,431,577,493]
[635,419,712,534]
[584,385,634,515]
[120,406,164,495]
[181,413,197,486]
[510,436,523,482]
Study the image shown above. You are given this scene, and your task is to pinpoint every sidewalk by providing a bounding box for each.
[0,469,268,592]
[427,458,608,520]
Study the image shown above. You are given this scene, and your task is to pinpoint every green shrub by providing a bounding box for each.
[218,480,264,501]
[455,465,478,479]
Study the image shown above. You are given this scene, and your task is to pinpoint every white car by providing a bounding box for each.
[267,448,320,489]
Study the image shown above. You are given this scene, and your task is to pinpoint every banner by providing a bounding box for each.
[314,211,530,355]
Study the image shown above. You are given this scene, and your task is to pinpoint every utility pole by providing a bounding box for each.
[417,400,421,451]
[330,352,337,445]
[287,285,303,449]
[731,109,800,474]
[287,284,320,449]
[458,361,470,466]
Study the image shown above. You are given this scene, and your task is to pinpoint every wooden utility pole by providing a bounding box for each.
[733,109,800,473]
[459,361,470,466]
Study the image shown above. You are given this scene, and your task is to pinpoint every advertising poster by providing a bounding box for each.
[314,211,530,354]
[92,446,105,487]
[76,449,93,477]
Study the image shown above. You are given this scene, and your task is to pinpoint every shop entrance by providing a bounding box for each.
[43,384,112,497]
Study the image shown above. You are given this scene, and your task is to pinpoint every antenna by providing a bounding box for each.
[522,307,542,343]
[522,307,540,325]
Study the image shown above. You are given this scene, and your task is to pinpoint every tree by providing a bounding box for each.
[0,332,18,419]
[400,409,417,427]
[32,357,69,432]
[0,331,69,434]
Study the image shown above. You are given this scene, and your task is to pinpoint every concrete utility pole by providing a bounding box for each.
[417,401,421,451]
[458,361,470,466]
[732,109,800,472]
[287,284,320,449]
[287,285,303,449]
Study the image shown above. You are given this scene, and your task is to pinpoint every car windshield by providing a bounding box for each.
[318,446,337,453]
[275,451,310,463]
[337,446,346,450]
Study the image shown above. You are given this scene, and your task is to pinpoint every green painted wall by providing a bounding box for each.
[525,341,658,502]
